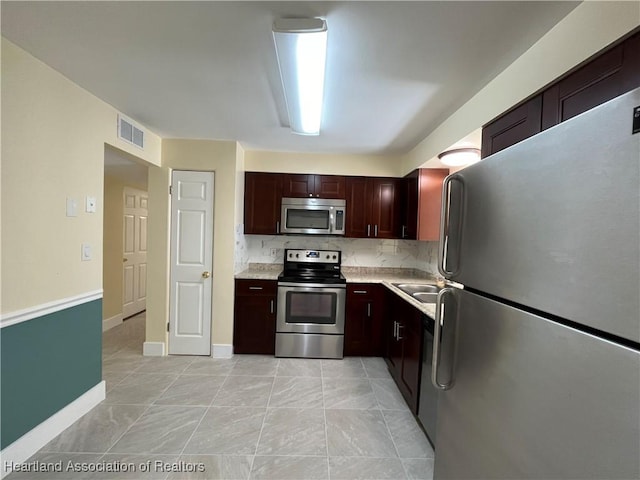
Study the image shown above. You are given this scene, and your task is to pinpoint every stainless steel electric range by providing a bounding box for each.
[275,249,346,359]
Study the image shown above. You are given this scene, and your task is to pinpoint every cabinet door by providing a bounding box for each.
[370,178,402,239]
[402,171,419,240]
[282,174,315,198]
[399,307,422,413]
[233,295,276,354]
[542,32,640,131]
[345,284,384,356]
[385,292,403,375]
[233,280,277,355]
[481,95,542,158]
[417,169,449,241]
[345,177,370,238]
[244,172,282,234]
[314,175,346,199]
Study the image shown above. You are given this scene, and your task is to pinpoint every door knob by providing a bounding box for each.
[202,271,211,279]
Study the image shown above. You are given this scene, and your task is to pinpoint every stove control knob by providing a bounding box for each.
[333,255,337,259]
[296,253,300,258]
[326,255,330,259]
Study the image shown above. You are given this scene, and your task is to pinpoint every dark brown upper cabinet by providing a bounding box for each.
[282,174,345,199]
[244,172,282,235]
[346,177,402,239]
[542,31,640,130]
[481,95,542,158]
[402,169,449,241]
[482,28,640,158]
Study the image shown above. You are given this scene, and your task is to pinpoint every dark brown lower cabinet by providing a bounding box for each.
[344,284,385,356]
[233,279,277,354]
[385,290,424,413]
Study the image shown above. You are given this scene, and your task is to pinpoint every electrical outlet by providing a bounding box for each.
[270,248,277,257]
[85,196,97,213]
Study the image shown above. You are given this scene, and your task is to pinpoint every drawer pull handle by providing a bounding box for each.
[353,290,368,294]
[249,286,263,290]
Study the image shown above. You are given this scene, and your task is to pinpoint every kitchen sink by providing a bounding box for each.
[392,283,440,304]
[413,292,438,303]
[392,283,439,295]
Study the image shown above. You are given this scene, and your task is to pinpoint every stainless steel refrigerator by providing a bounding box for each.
[432,87,640,479]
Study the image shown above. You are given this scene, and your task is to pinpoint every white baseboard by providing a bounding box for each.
[143,341,165,356]
[212,344,234,358]
[0,381,105,479]
[102,314,123,332]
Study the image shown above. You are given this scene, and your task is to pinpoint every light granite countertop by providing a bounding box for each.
[235,264,282,280]
[235,264,440,318]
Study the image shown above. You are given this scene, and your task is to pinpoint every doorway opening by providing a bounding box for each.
[102,145,149,335]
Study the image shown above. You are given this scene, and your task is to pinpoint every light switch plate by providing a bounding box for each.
[85,196,97,213]
[66,198,78,217]
[81,243,92,261]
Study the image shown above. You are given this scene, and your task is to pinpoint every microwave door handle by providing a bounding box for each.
[329,211,333,234]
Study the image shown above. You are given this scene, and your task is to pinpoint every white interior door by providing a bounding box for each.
[169,170,214,355]
[122,187,148,318]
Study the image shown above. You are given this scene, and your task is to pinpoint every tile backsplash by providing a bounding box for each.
[236,233,439,275]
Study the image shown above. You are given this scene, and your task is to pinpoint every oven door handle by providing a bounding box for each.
[277,282,347,290]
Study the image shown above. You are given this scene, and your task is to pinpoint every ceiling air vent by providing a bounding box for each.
[118,114,145,149]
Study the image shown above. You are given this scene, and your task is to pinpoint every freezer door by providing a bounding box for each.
[433,288,640,479]
[440,87,640,343]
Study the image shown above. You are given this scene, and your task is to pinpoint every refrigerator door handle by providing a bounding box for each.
[432,287,455,390]
[438,175,464,278]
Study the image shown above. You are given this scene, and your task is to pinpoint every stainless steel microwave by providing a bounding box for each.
[280,197,346,235]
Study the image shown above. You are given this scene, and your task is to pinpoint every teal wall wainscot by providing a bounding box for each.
[1,299,102,449]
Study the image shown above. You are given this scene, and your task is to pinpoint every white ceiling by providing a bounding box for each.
[2,1,579,156]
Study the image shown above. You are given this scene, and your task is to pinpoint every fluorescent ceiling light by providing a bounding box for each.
[273,18,327,136]
[438,148,481,167]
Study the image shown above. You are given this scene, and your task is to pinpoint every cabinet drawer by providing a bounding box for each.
[235,279,277,296]
[347,284,374,296]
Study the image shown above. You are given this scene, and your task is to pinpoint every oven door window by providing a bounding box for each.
[286,209,330,230]
[286,291,337,324]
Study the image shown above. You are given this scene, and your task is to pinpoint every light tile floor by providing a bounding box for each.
[8,313,434,480]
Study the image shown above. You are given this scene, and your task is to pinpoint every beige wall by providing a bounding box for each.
[146,139,242,347]
[244,150,402,177]
[1,38,161,314]
[403,1,640,173]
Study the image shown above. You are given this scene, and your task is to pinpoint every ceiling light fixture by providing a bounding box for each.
[438,148,481,167]
[273,18,328,136]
